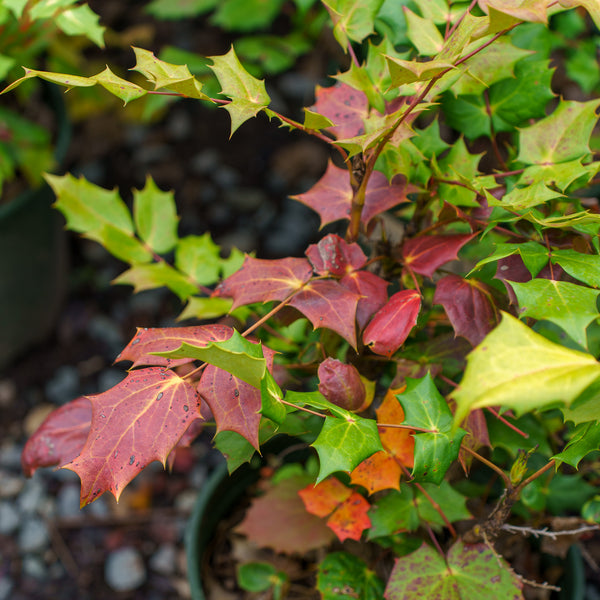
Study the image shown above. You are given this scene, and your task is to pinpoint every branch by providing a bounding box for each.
[502,523,600,539]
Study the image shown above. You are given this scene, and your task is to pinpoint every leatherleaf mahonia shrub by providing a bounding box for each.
[8,1,600,598]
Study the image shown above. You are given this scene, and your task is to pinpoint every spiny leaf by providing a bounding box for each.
[312,414,383,483]
[55,4,106,47]
[63,368,200,506]
[433,275,500,346]
[113,262,199,301]
[517,99,600,165]
[133,176,179,254]
[175,234,221,286]
[404,7,444,56]
[214,255,313,308]
[89,66,148,105]
[377,386,415,468]
[115,324,233,368]
[551,249,600,288]
[291,161,415,228]
[560,0,600,30]
[131,47,209,100]
[299,477,352,517]
[385,541,522,599]
[310,82,368,139]
[350,450,402,494]
[509,279,600,347]
[552,421,600,469]
[208,46,270,134]
[385,56,454,88]
[402,233,475,278]
[22,397,91,477]
[367,487,419,537]
[156,329,268,388]
[325,492,371,542]
[473,241,549,278]
[363,290,421,357]
[396,375,465,484]
[289,279,360,348]
[452,312,600,426]
[322,0,384,49]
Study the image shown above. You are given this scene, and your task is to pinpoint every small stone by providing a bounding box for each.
[0,501,20,535]
[213,165,240,189]
[105,547,146,591]
[22,555,47,579]
[17,476,45,513]
[0,470,24,498]
[174,489,198,514]
[0,442,23,469]
[56,484,81,519]
[0,575,14,600]
[149,544,177,576]
[0,379,16,408]
[18,518,49,553]
[45,365,80,405]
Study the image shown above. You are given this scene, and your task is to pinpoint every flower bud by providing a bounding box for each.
[318,358,366,412]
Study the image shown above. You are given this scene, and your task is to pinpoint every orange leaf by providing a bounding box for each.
[377,387,415,468]
[298,476,352,517]
[350,450,402,494]
[326,492,371,542]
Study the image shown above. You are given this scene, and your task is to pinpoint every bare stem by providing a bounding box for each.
[462,446,511,488]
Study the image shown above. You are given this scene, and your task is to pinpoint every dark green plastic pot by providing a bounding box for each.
[185,438,310,600]
[0,83,70,369]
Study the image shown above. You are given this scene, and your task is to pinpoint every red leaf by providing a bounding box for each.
[361,172,416,226]
[326,492,371,542]
[63,367,200,506]
[341,270,388,330]
[22,397,91,477]
[402,233,476,278]
[291,161,352,228]
[214,255,313,308]
[166,417,204,471]
[433,274,500,346]
[292,161,415,229]
[363,290,421,357]
[350,450,402,494]
[305,233,367,276]
[299,476,352,517]
[311,82,368,139]
[236,474,335,554]
[197,346,275,450]
[116,324,233,368]
[288,279,360,348]
[318,357,366,412]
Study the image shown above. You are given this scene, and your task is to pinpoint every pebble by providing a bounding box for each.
[149,543,177,575]
[0,442,22,469]
[0,501,20,535]
[17,476,45,513]
[56,483,81,519]
[22,555,47,579]
[105,547,146,591]
[212,164,240,189]
[18,517,49,553]
[0,470,24,498]
[44,365,80,405]
[0,576,13,600]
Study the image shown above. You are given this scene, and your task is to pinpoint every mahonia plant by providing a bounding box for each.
[8,1,600,597]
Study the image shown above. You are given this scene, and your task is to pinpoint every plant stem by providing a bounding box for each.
[515,459,555,495]
[462,446,511,488]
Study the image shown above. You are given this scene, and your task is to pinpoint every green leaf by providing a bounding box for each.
[404,7,444,56]
[208,46,270,135]
[1,67,97,95]
[560,0,600,31]
[518,158,596,193]
[175,234,221,285]
[441,93,490,140]
[414,481,471,528]
[517,99,600,165]
[211,0,286,32]
[384,541,523,599]
[237,562,287,594]
[385,57,454,87]
[452,312,600,426]
[0,53,15,80]
[157,329,267,388]
[436,138,482,207]
[395,375,465,484]
[497,181,564,210]
[509,279,600,347]
[45,173,133,236]
[303,108,334,131]
[29,0,75,20]
[56,4,106,47]
[260,371,286,425]
[177,297,233,321]
[3,0,28,18]
[131,47,209,100]
[552,421,600,469]
[88,224,153,265]
[133,176,179,254]
[367,487,419,538]
[551,249,600,288]
[145,0,218,19]
[312,414,382,483]
[412,119,449,158]
[317,552,384,600]
[113,262,199,301]
[322,0,385,48]
[471,241,548,278]
[93,66,147,105]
